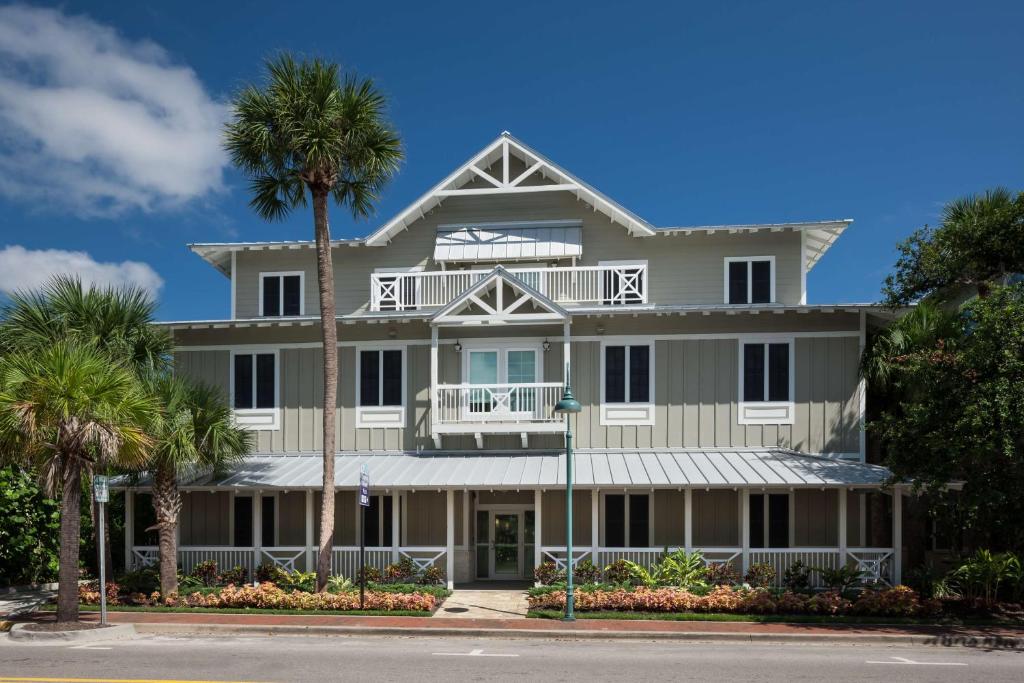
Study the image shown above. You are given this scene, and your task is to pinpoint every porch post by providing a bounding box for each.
[446,489,455,590]
[590,488,599,560]
[253,490,263,569]
[838,487,847,568]
[534,489,542,575]
[740,489,750,575]
[304,490,314,572]
[124,490,134,572]
[562,320,571,384]
[892,487,903,584]
[430,326,439,439]
[462,490,470,555]
[391,490,401,563]
[684,488,693,553]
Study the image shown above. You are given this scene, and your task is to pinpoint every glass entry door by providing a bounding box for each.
[492,514,520,578]
[475,508,535,580]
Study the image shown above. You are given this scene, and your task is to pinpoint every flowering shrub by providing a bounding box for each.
[806,591,851,615]
[78,581,120,606]
[744,563,777,589]
[419,566,445,585]
[358,566,383,583]
[383,558,417,584]
[775,591,809,613]
[220,565,249,586]
[740,588,777,614]
[190,560,220,587]
[176,582,436,612]
[255,562,287,584]
[850,585,922,616]
[574,560,602,584]
[534,561,564,586]
[704,562,740,586]
[603,560,633,585]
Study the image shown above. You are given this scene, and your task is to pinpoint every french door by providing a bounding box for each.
[475,508,536,580]
[465,348,538,417]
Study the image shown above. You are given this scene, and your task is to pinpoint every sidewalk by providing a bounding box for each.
[18,610,1023,646]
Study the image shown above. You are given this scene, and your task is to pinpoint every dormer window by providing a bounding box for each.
[260,272,303,316]
[724,257,774,304]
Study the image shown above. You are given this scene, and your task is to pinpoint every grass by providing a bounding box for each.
[527,609,1017,626]
[42,605,431,617]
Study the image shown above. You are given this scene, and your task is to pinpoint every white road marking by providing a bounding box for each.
[866,656,966,666]
[432,648,519,657]
[69,644,113,650]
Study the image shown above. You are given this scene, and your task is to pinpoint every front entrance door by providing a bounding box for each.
[475,507,535,580]
[492,513,519,578]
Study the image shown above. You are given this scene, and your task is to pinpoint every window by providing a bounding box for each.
[725,257,774,304]
[742,342,790,402]
[361,495,393,547]
[749,493,790,548]
[260,272,303,316]
[233,352,276,410]
[600,261,646,305]
[359,350,403,407]
[603,493,650,548]
[604,345,650,403]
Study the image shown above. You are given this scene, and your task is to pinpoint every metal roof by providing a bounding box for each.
[125,449,893,490]
[434,222,582,262]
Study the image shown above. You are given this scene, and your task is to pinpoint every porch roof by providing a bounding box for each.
[125,448,893,491]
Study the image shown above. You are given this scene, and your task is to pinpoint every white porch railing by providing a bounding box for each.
[540,546,594,571]
[370,264,648,311]
[435,383,564,426]
[330,547,393,578]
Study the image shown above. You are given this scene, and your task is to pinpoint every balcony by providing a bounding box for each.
[370,263,647,312]
[433,382,566,445]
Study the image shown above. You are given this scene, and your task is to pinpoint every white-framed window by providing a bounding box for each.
[230,349,279,430]
[601,492,653,548]
[356,345,406,428]
[599,340,654,426]
[373,266,424,311]
[749,492,792,549]
[724,256,775,304]
[738,338,794,425]
[460,342,543,418]
[599,260,647,305]
[259,271,304,316]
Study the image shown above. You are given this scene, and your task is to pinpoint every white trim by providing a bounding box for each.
[355,345,407,429]
[599,339,655,426]
[723,256,776,305]
[799,232,808,305]
[738,338,795,425]
[258,271,306,317]
[229,348,280,431]
[858,311,867,462]
[230,251,237,320]
[598,259,648,305]
[437,219,583,230]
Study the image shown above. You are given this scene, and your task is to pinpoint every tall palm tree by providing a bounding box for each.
[225,54,402,589]
[146,375,251,596]
[0,342,156,622]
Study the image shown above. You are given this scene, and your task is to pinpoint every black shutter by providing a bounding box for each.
[629,346,650,403]
[751,260,772,304]
[263,277,280,316]
[743,344,765,402]
[381,350,402,406]
[605,494,625,547]
[605,346,626,403]
[768,343,790,401]
[255,353,275,408]
[360,351,379,406]
[628,494,650,548]
[749,494,765,548]
[233,496,253,547]
[768,494,790,548]
[261,496,275,547]
[282,275,301,315]
[233,354,253,409]
[728,261,748,304]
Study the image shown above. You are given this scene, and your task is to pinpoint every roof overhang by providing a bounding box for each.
[189,239,364,278]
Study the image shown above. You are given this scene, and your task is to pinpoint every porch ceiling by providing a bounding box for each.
[121,449,893,491]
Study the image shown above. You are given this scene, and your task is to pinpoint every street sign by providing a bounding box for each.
[94,475,109,503]
[358,464,370,507]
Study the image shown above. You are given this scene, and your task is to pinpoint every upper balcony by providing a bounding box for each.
[370,263,648,312]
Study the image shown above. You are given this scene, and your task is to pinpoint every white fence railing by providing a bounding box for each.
[370,264,648,311]
[435,383,564,425]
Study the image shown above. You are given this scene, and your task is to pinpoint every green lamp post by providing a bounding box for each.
[553,382,582,621]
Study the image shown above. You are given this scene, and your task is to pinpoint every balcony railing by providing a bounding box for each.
[370,264,648,311]
[435,382,564,427]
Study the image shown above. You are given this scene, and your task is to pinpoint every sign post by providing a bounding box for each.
[93,475,110,626]
[358,465,370,610]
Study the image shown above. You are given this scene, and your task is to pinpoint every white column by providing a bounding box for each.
[838,488,848,568]
[430,326,439,437]
[124,490,134,571]
[590,489,599,559]
[858,311,867,461]
[446,489,455,590]
[740,489,750,575]
[253,490,263,569]
[304,490,314,571]
[534,489,542,575]
[684,488,693,553]
[391,491,401,563]
[562,320,571,385]
[892,487,903,585]
[462,490,470,551]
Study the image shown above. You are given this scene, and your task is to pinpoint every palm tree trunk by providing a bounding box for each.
[313,187,337,591]
[57,461,82,623]
[152,464,181,596]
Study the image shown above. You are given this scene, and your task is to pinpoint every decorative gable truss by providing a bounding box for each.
[430,266,569,327]
[364,132,656,246]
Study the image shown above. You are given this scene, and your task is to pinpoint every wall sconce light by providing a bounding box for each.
[542,339,551,352]
[454,340,462,353]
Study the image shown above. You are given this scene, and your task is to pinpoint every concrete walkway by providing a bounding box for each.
[434,582,530,619]
[0,589,55,618]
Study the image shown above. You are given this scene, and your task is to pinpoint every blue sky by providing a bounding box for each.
[0,0,1020,320]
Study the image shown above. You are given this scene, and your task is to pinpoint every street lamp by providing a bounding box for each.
[553,383,581,621]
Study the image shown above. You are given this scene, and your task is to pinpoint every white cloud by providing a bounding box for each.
[0,5,227,216]
[0,245,163,295]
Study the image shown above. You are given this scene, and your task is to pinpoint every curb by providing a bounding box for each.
[8,623,137,642]
[131,621,958,645]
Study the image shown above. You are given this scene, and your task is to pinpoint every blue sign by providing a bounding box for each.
[358,464,370,507]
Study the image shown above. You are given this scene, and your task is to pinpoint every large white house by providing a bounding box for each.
[124,132,904,589]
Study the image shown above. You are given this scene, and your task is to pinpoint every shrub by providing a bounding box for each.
[783,561,811,592]
[279,570,316,592]
[739,588,777,614]
[419,566,445,585]
[383,558,417,584]
[851,585,921,616]
[358,565,382,584]
[255,562,287,584]
[327,575,353,592]
[118,568,159,594]
[573,560,601,585]
[744,562,777,589]
[534,561,564,586]
[704,562,740,586]
[190,560,219,587]
[950,549,1019,605]
[776,591,809,613]
[817,565,864,598]
[0,465,60,587]
[603,560,633,585]
[170,582,436,612]
[220,565,249,586]
[806,590,851,615]
[657,550,709,590]
[78,581,120,606]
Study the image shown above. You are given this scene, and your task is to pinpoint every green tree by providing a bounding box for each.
[882,188,1024,306]
[146,376,251,596]
[224,54,402,589]
[0,343,157,621]
[0,465,60,586]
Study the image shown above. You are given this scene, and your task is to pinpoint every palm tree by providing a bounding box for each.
[225,54,402,589]
[860,301,961,389]
[146,375,251,596]
[0,342,156,622]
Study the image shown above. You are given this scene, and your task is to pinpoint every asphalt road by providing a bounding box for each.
[0,633,1022,682]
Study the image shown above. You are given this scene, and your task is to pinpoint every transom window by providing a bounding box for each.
[604,344,650,404]
[742,342,790,403]
[725,257,774,304]
[359,349,403,407]
[233,352,276,409]
[604,493,650,548]
[260,272,303,316]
